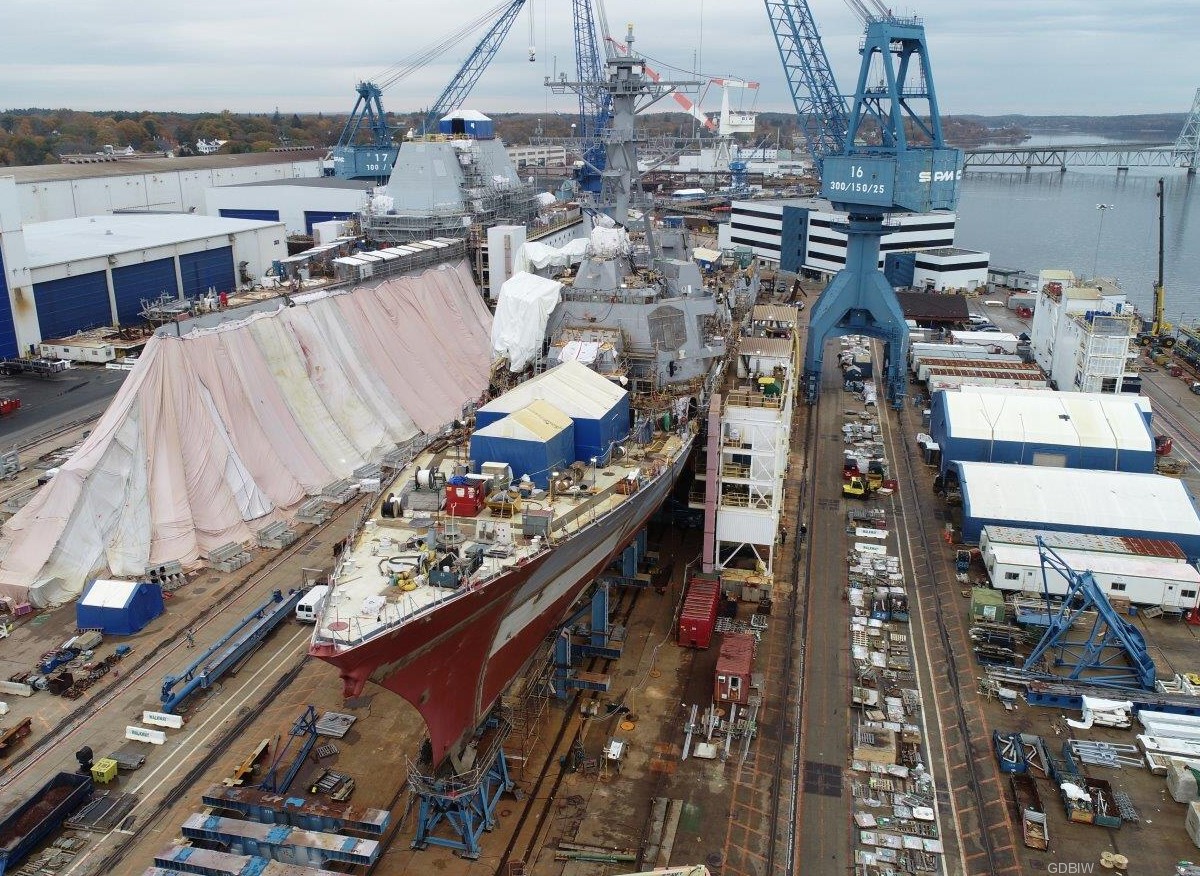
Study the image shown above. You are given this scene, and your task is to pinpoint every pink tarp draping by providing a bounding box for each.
[0,261,492,606]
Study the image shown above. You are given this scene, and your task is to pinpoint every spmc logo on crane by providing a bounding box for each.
[918,169,963,183]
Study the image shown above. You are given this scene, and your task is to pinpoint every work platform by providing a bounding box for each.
[179,814,380,868]
[201,784,390,836]
[150,844,343,876]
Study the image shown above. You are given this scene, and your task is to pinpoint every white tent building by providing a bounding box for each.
[0,262,493,605]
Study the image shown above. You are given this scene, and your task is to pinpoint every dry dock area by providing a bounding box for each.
[11,292,1200,876]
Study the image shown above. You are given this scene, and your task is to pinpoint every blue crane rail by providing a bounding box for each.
[161,589,303,714]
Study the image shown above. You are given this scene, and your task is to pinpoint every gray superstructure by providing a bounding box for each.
[363,113,536,244]
[543,27,754,412]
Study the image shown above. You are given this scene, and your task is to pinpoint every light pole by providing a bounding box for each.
[1093,204,1115,281]
[590,457,598,491]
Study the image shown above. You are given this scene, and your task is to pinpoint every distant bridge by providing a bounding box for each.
[964,87,1200,172]
[963,142,1191,171]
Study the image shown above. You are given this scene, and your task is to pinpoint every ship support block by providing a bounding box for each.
[409,719,515,859]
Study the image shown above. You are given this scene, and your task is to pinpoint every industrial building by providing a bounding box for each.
[954,461,1200,560]
[3,150,325,224]
[0,193,286,357]
[978,525,1200,610]
[205,178,373,236]
[1029,272,1141,394]
[929,386,1157,475]
[886,247,989,292]
[716,198,980,283]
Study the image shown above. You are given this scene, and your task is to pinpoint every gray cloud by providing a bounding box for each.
[0,0,1195,117]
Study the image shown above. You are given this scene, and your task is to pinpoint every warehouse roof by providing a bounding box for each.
[1,149,325,184]
[957,462,1200,536]
[937,387,1154,451]
[897,291,969,321]
[228,177,373,190]
[23,214,284,268]
[966,385,1152,417]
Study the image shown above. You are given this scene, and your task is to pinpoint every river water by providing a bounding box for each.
[954,136,1199,324]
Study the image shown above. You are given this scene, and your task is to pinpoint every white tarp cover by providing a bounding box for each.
[0,262,492,606]
[588,225,631,260]
[517,237,589,271]
[492,272,562,372]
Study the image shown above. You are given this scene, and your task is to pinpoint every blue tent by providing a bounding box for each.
[76,579,164,636]
[470,400,574,490]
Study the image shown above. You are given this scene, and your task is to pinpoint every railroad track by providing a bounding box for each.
[763,385,815,876]
[0,492,368,791]
[883,400,1023,876]
[494,581,644,872]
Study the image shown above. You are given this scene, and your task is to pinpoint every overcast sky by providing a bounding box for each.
[1,1,1195,118]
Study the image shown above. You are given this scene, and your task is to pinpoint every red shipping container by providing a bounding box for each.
[444,482,486,517]
[678,578,720,649]
[714,632,755,705]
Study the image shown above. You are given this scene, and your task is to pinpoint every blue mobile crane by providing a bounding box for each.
[332,0,530,182]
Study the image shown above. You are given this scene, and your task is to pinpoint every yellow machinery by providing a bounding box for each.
[1137,178,1175,348]
[843,476,873,498]
[91,757,119,784]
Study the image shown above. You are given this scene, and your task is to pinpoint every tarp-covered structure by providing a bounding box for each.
[955,461,1200,560]
[470,400,574,489]
[517,237,589,271]
[0,261,492,606]
[76,578,164,636]
[491,272,562,371]
[476,361,630,465]
[930,386,1156,475]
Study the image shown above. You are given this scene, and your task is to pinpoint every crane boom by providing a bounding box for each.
[763,0,849,168]
[573,0,613,193]
[423,0,528,132]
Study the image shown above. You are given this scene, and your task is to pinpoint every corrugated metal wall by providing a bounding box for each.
[780,206,808,274]
[219,208,280,222]
[303,211,356,235]
[34,271,112,338]
[112,257,177,325]
[0,247,16,358]
[180,247,235,296]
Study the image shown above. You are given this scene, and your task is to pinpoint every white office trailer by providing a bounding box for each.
[979,525,1200,610]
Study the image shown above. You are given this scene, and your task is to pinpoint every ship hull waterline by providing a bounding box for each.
[310,439,691,765]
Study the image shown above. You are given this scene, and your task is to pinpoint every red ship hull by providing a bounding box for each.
[310,442,688,764]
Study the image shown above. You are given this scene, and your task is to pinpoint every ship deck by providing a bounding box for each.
[312,431,687,650]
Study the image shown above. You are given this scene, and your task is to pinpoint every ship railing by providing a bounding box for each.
[313,546,553,648]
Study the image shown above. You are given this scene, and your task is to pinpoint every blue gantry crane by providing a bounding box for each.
[1021,539,1157,690]
[572,0,613,193]
[763,0,849,171]
[766,0,963,407]
[332,0,530,181]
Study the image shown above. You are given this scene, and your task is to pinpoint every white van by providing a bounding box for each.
[295,584,330,623]
[983,299,1004,307]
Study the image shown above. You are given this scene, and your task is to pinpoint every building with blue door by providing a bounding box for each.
[205,178,372,236]
[3,208,285,354]
[930,386,1157,476]
[954,461,1200,561]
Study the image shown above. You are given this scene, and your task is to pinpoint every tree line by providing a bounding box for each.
[0,106,1027,168]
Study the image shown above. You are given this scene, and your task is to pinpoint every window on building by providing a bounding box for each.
[1110,582,1127,592]
[1182,589,1197,600]
[1004,572,1020,581]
